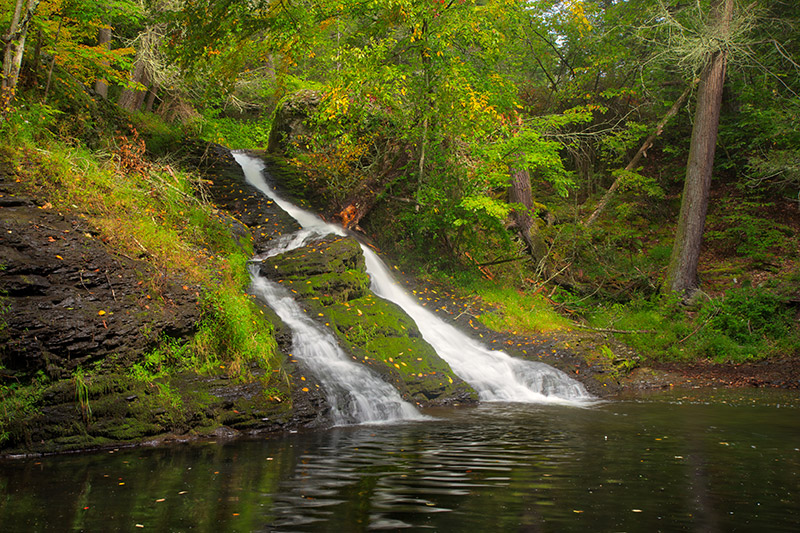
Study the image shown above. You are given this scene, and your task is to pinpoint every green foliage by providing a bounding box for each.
[706,287,794,347]
[706,199,795,264]
[198,112,272,150]
[0,102,63,142]
[128,112,186,156]
[72,367,92,423]
[463,280,570,334]
[130,336,197,382]
[0,371,47,445]
[193,254,280,379]
[588,286,799,363]
[612,168,665,199]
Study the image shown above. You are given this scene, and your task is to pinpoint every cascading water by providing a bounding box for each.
[236,154,423,424]
[249,273,423,425]
[362,251,592,403]
[233,152,592,406]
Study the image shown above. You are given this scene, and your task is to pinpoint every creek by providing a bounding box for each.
[1,390,797,531]
[1,156,797,531]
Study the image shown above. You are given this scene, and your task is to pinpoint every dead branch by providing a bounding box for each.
[584,81,696,226]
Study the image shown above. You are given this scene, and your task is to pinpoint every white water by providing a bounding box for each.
[235,153,422,424]
[233,152,592,407]
[249,273,423,425]
[363,251,592,404]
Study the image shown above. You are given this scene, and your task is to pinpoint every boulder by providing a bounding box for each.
[267,90,322,155]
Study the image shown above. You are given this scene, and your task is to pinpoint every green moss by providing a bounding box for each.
[261,236,365,278]
[281,270,369,305]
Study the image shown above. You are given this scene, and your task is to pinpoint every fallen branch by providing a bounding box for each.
[575,324,656,334]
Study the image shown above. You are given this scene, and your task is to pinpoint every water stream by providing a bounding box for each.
[233,153,421,424]
[233,152,590,408]
[363,249,591,403]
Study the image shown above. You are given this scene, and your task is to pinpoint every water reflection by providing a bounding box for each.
[1,392,798,532]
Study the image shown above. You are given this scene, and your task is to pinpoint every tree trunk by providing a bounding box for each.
[2,0,41,91]
[508,166,548,265]
[144,84,159,112]
[664,0,734,295]
[584,82,695,226]
[94,25,112,98]
[118,57,148,112]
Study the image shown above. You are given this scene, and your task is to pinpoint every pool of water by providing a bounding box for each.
[1,389,797,532]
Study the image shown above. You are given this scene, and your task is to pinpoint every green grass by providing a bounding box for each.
[198,112,272,150]
[476,284,571,333]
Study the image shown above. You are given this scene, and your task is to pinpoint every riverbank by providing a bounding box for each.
[2,145,797,458]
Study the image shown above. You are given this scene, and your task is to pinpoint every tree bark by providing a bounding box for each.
[94,25,112,98]
[118,57,149,112]
[2,0,41,91]
[508,166,548,265]
[584,82,695,226]
[664,0,734,295]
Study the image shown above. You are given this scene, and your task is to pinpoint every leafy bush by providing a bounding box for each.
[710,287,789,343]
[588,287,800,363]
[706,199,794,264]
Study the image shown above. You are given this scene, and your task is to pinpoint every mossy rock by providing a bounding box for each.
[0,365,304,456]
[279,271,370,305]
[263,237,477,405]
[261,235,365,278]
[320,295,475,404]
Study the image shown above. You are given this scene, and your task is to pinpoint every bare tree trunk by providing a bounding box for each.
[41,16,62,104]
[118,57,148,111]
[94,25,111,98]
[664,0,734,295]
[584,82,695,226]
[2,0,41,91]
[508,166,548,265]
[144,84,159,112]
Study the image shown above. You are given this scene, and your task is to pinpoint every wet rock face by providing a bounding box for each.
[0,175,199,381]
[259,235,478,406]
[0,151,328,457]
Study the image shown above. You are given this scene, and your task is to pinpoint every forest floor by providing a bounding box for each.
[380,267,800,393]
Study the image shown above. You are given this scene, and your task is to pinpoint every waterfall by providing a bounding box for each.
[236,154,423,424]
[249,272,423,425]
[362,250,592,403]
[233,152,592,407]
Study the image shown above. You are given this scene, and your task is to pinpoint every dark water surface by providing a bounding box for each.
[1,389,798,532]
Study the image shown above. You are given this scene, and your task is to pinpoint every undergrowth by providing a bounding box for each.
[588,285,800,363]
[475,283,571,334]
[2,116,279,382]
